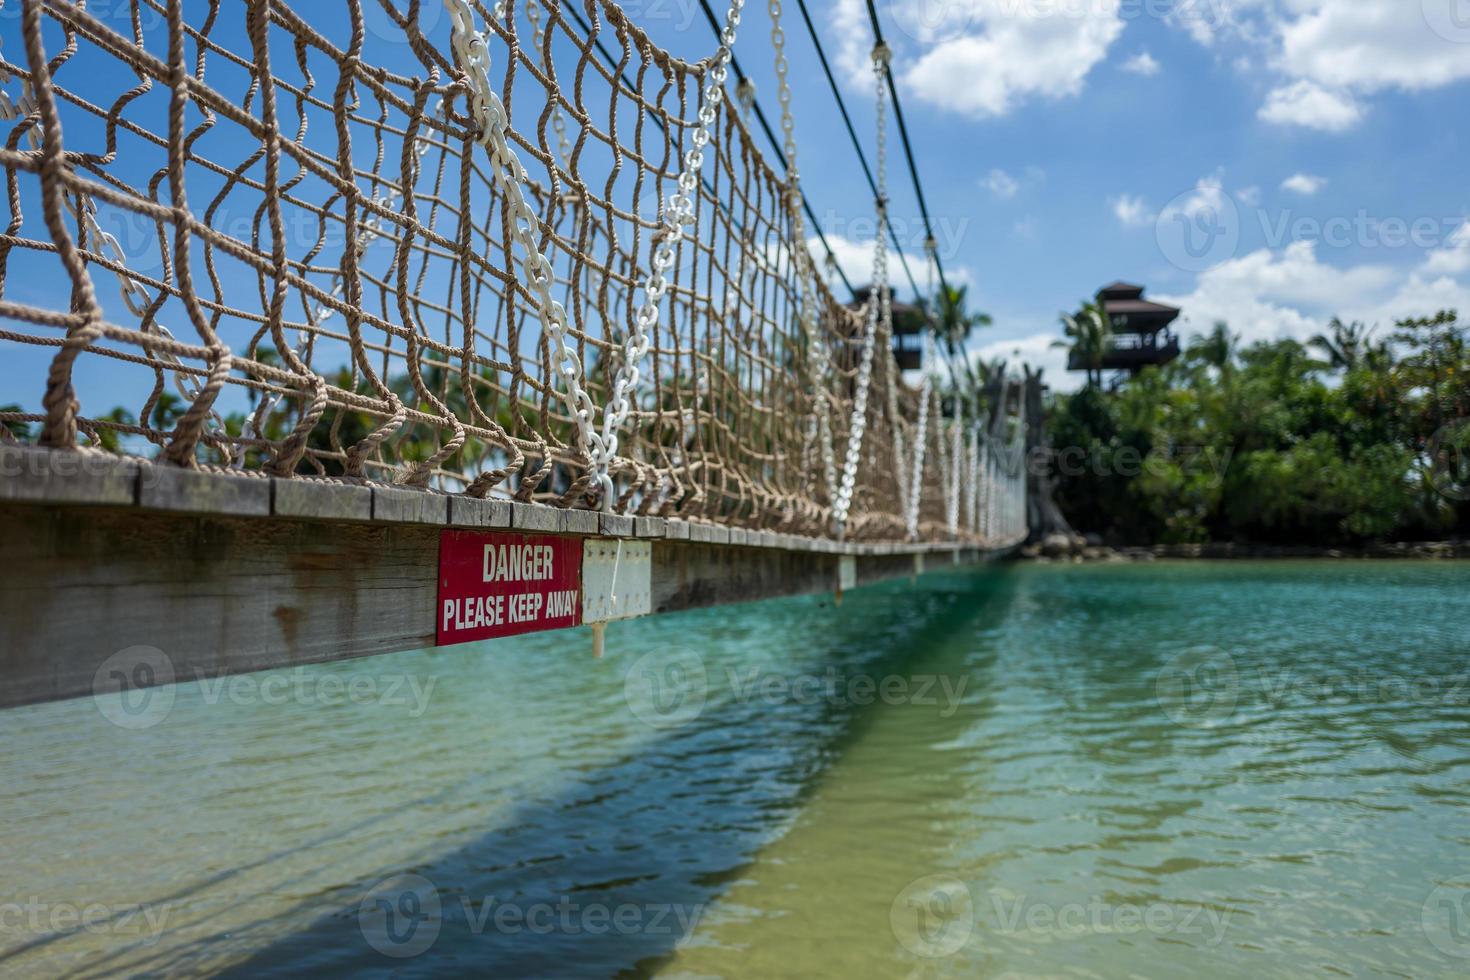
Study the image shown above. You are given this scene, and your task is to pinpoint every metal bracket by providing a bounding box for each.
[835,555,857,607]
[583,539,652,625]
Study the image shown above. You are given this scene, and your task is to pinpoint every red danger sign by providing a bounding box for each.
[437,531,583,646]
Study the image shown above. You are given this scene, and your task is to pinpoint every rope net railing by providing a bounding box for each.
[0,0,1027,545]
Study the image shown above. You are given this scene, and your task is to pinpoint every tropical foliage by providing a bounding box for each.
[1046,309,1470,546]
[1053,300,1112,388]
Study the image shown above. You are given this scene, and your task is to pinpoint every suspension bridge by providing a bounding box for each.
[0,0,1030,710]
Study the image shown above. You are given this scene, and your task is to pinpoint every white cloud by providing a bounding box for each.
[974,331,1079,392]
[1121,51,1160,76]
[1237,186,1262,207]
[1258,80,1364,132]
[1160,174,1231,224]
[1423,221,1470,277]
[1281,173,1327,195]
[983,168,1020,200]
[1112,194,1153,228]
[887,0,1126,118]
[1279,2,1470,93]
[1169,2,1470,131]
[808,234,874,288]
[1153,240,1453,347]
[804,235,977,296]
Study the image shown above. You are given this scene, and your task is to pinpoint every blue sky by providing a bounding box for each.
[3,0,1468,410]
[633,0,1470,390]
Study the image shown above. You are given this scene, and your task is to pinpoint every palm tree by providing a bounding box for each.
[923,285,993,408]
[932,285,993,357]
[1191,321,1237,374]
[1308,318,1374,371]
[1054,300,1112,387]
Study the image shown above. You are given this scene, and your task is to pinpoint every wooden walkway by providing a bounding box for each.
[0,445,1022,710]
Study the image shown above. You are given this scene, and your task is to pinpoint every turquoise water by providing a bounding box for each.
[2,561,1469,977]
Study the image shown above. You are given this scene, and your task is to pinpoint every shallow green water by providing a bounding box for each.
[3,561,1470,977]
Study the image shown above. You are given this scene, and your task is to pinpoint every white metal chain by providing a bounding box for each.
[965,425,979,532]
[524,0,574,166]
[946,407,962,533]
[589,0,746,510]
[445,0,601,487]
[885,309,909,522]
[831,43,891,534]
[768,0,836,502]
[904,331,935,540]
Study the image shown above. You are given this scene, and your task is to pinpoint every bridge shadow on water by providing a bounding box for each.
[109,568,1020,978]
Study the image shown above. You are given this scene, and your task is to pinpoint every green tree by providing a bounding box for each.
[1054,300,1112,388]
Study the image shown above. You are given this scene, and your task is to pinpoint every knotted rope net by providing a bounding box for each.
[0,0,1018,543]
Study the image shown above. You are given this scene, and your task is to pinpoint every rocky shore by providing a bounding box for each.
[1020,534,1470,563]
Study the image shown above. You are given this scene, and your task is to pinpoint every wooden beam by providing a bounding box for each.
[0,446,1018,709]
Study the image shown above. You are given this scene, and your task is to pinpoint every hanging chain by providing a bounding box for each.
[769,0,836,502]
[589,0,746,510]
[927,236,963,535]
[445,0,602,487]
[965,425,979,532]
[831,42,891,534]
[904,357,932,540]
[524,0,574,166]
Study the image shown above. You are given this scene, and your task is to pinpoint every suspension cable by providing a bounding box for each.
[860,0,953,300]
[701,0,923,301]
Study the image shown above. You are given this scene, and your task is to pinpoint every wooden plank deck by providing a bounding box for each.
[0,445,1021,710]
